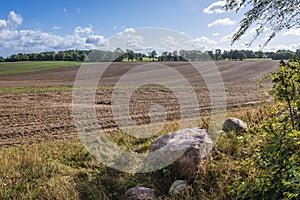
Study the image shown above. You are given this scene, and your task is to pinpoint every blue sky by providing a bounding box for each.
[0,0,299,57]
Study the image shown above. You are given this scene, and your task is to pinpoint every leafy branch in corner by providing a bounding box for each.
[225,0,300,47]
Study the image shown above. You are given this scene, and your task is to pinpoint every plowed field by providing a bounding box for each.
[0,60,279,146]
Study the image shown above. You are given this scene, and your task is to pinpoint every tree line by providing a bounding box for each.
[0,48,299,63]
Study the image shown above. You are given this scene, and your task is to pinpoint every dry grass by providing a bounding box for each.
[0,104,274,199]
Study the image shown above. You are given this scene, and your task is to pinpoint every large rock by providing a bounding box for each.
[222,117,248,133]
[125,186,157,200]
[148,128,214,178]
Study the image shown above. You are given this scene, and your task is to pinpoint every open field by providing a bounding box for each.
[0,61,81,75]
[0,60,279,146]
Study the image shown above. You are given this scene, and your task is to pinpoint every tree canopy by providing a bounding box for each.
[225,0,300,46]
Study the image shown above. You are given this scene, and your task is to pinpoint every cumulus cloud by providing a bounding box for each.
[8,11,23,29]
[220,34,233,43]
[0,11,108,57]
[74,25,93,36]
[203,1,226,14]
[282,29,300,36]
[86,35,106,46]
[193,36,216,45]
[0,11,23,31]
[115,28,144,48]
[208,18,236,27]
[0,20,7,30]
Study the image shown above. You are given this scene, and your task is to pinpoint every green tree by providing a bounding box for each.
[215,49,222,60]
[55,52,66,61]
[256,51,264,59]
[225,0,300,46]
[296,49,300,59]
[126,49,135,62]
[114,48,124,62]
[150,50,157,61]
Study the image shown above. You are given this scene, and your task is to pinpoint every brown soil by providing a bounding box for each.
[0,60,279,146]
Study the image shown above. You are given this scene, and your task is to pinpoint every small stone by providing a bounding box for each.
[125,186,157,200]
[222,117,248,133]
[169,180,187,195]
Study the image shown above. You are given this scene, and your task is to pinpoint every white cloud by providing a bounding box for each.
[203,1,226,14]
[52,26,62,30]
[76,8,81,14]
[220,34,232,43]
[85,35,105,46]
[0,12,106,56]
[282,29,300,36]
[0,20,8,30]
[7,11,23,29]
[193,36,216,45]
[74,25,93,36]
[208,18,236,28]
[212,33,220,36]
[0,11,23,31]
[124,28,135,34]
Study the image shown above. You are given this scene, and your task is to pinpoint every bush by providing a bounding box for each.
[231,58,300,199]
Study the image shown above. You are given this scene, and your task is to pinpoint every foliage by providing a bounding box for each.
[260,58,300,130]
[0,61,81,75]
[230,58,300,199]
[225,0,300,46]
[3,48,298,63]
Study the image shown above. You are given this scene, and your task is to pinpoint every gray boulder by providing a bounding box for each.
[125,186,157,200]
[148,128,214,178]
[222,117,248,133]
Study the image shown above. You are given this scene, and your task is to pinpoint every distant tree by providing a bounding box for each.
[207,51,214,60]
[80,52,87,62]
[272,50,295,60]
[65,54,74,61]
[8,54,20,62]
[126,49,135,61]
[238,51,246,61]
[0,56,5,62]
[256,51,264,59]
[172,51,178,61]
[114,48,125,62]
[225,0,300,46]
[296,49,300,59]
[55,52,66,61]
[241,50,256,59]
[215,49,222,60]
[222,50,228,60]
[150,50,157,61]
[28,53,38,61]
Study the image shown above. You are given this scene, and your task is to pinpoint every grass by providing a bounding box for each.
[0,86,74,93]
[0,85,208,93]
[122,57,158,62]
[0,104,275,199]
[0,61,82,75]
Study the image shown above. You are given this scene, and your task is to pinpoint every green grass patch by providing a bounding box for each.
[244,58,272,60]
[0,85,208,93]
[0,61,82,75]
[0,86,74,93]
